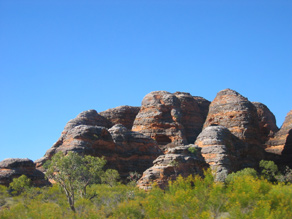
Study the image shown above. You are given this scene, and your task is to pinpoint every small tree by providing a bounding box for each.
[259,160,279,182]
[9,175,32,195]
[44,152,118,212]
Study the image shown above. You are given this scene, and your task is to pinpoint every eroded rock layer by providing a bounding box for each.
[174,92,210,144]
[0,158,48,187]
[100,105,140,130]
[203,89,261,146]
[137,145,208,190]
[252,102,279,143]
[36,111,162,178]
[266,110,292,155]
[132,91,210,150]
[195,126,245,181]
[132,91,187,149]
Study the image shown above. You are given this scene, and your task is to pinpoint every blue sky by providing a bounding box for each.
[0,0,291,161]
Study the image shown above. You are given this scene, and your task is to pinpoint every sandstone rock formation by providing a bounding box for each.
[137,145,208,190]
[100,105,140,130]
[195,126,245,181]
[36,110,162,178]
[203,89,261,146]
[132,91,210,150]
[107,124,163,176]
[174,92,210,144]
[0,158,48,187]
[132,91,187,149]
[252,102,279,143]
[266,110,292,155]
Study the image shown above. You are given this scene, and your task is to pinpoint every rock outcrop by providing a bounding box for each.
[36,111,162,178]
[0,158,48,187]
[266,110,292,156]
[137,145,208,190]
[203,89,261,146]
[132,91,210,150]
[195,126,246,181]
[132,91,187,150]
[174,92,210,144]
[252,102,279,143]
[107,124,163,177]
[100,105,140,130]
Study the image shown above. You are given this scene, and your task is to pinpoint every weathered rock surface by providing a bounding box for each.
[137,145,208,190]
[100,105,140,130]
[132,91,187,149]
[107,124,163,177]
[0,158,48,187]
[266,110,292,155]
[174,92,210,144]
[36,110,162,178]
[203,89,261,146]
[132,91,210,150]
[195,126,246,181]
[193,96,211,118]
[252,102,279,143]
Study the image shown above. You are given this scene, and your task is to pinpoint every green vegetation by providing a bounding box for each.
[44,152,119,212]
[9,175,32,195]
[188,146,198,155]
[1,160,292,218]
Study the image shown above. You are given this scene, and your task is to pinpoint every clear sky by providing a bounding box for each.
[0,0,291,161]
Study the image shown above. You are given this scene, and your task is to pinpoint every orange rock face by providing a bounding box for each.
[266,110,292,156]
[36,110,162,178]
[132,91,210,150]
[100,105,140,130]
[203,89,261,146]
[132,91,187,150]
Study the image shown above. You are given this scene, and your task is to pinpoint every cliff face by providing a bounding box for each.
[36,110,162,178]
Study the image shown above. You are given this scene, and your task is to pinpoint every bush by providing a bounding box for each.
[9,175,32,195]
[225,168,258,184]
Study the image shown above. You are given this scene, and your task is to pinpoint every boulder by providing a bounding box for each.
[100,105,140,130]
[0,158,48,187]
[137,145,208,190]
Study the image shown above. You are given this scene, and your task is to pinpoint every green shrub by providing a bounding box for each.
[9,175,32,195]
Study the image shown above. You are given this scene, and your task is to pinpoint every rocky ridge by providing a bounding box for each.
[35,111,162,179]
[0,89,291,188]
